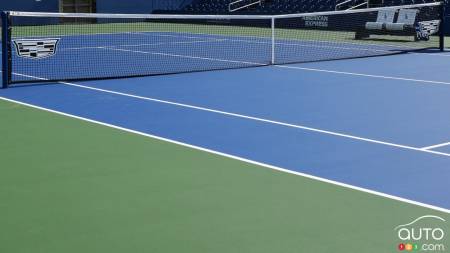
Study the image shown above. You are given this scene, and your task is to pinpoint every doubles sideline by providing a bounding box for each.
[0,95,449,214]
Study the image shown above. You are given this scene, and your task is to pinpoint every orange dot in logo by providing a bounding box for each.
[405,244,414,251]
[398,243,405,251]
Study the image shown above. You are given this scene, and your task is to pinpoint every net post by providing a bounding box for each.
[439,1,446,51]
[271,17,275,64]
[1,11,12,88]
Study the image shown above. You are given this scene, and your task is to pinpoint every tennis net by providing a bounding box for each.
[1,2,444,87]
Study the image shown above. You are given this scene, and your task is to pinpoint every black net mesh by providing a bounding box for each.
[9,16,272,83]
[273,3,442,64]
[3,2,444,85]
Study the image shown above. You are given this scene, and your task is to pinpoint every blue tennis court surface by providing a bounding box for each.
[1,30,450,213]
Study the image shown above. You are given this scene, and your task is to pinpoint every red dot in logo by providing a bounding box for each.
[398,243,406,251]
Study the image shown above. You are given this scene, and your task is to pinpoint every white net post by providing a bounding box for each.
[271,17,275,64]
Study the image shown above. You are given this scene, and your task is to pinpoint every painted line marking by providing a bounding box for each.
[97,47,267,66]
[275,65,450,86]
[151,33,433,54]
[10,71,450,158]
[411,52,450,57]
[142,32,450,56]
[64,38,394,54]
[136,31,429,51]
[421,141,450,150]
[0,95,448,214]
[63,38,229,50]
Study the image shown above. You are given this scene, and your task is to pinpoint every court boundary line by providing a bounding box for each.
[275,65,450,86]
[15,32,398,56]
[9,71,450,158]
[0,95,448,214]
[137,32,398,53]
[137,31,427,51]
[63,38,228,50]
[146,32,449,57]
[62,37,394,55]
[422,142,450,150]
[56,82,450,157]
[128,31,447,57]
[97,47,267,65]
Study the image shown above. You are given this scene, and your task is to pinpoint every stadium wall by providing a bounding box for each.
[0,0,194,14]
[0,0,59,25]
[0,0,59,12]
[96,0,194,14]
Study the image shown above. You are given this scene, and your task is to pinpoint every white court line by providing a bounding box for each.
[44,32,395,55]
[133,32,406,54]
[0,95,448,214]
[12,31,143,39]
[10,71,450,158]
[63,37,394,54]
[412,52,450,57]
[422,142,450,150]
[275,65,450,86]
[63,38,228,51]
[145,32,450,56]
[97,47,267,66]
[137,31,425,51]
[132,32,450,57]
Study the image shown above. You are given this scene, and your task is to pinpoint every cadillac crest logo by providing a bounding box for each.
[13,38,60,59]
